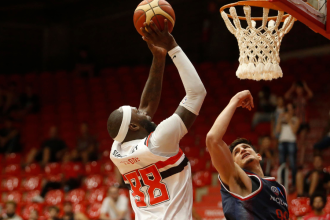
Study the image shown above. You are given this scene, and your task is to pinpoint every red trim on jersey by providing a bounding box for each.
[263,178,276,181]
[122,148,184,177]
[219,174,264,201]
[155,149,184,169]
[146,132,153,147]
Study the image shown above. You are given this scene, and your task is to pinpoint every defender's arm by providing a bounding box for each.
[206,91,254,193]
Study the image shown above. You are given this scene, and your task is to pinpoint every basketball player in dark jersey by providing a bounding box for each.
[206,90,289,220]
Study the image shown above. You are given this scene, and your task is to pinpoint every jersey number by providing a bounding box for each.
[124,164,170,207]
[276,209,288,220]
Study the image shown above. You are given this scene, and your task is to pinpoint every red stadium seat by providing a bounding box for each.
[101,150,110,161]
[2,191,22,203]
[21,203,43,220]
[233,123,251,136]
[183,146,200,158]
[102,161,115,175]
[87,187,107,203]
[85,161,101,175]
[87,203,102,220]
[290,197,311,217]
[2,176,21,191]
[66,189,86,204]
[192,171,212,187]
[44,163,61,176]
[24,163,42,176]
[4,164,21,176]
[255,122,271,136]
[62,162,85,179]
[84,175,103,190]
[73,203,86,214]
[103,174,119,187]
[189,158,207,173]
[45,190,64,205]
[22,176,41,191]
[23,190,40,204]
[45,174,62,182]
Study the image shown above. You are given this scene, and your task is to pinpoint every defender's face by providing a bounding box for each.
[232,144,261,168]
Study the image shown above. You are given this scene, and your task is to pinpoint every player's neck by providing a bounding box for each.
[124,130,149,142]
[249,163,264,178]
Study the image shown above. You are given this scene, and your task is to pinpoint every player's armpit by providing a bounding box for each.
[175,106,197,130]
[206,138,252,196]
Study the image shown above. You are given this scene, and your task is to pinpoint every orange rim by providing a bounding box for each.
[220,1,291,21]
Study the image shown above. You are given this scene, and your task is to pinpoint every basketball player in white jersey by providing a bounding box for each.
[107,20,206,220]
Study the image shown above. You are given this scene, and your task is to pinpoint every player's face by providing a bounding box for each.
[232,144,262,168]
[131,107,157,133]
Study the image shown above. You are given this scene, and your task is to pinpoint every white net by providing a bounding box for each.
[221,6,295,81]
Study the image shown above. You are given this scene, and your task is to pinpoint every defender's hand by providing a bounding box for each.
[231,90,254,111]
[141,20,178,51]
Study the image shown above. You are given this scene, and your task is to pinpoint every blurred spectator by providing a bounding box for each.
[71,123,98,164]
[73,47,94,78]
[276,103,300,191]
[100,185,131,220]
[271,96,285,140]
[2,82,20,118]
[26,126,67,166]
[33,176,81,203]
[285,80,313,164]
[62,202,88,220]
[252,86,277,129]
[1,201,22,220]
[303,193,330,220]
[47,206,60,220]
[0,118,21,154]
[19,85,40,115]
[27,210,38,220]
[259,136,275,176]
[314,111,330,153]
[296,155,330,197]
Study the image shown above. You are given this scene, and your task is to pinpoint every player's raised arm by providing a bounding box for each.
[142,20,206,130]
[206,91,254,192]
[138,42,167,118]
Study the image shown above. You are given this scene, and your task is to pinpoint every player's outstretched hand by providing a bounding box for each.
[231,90,254,111]
[147,42,167,58]
[141,19,178,52]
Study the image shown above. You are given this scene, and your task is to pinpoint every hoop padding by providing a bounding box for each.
[221,6,295,81]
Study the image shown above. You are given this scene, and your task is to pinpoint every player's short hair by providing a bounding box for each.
[229,138,256,154]
[310,193,327,209]
[107,108,124,139]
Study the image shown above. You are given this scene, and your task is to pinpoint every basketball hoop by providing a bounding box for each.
[220,1,296,81]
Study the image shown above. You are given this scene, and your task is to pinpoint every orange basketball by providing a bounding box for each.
[133,0,176,36]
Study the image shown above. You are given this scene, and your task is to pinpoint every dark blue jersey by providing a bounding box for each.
[219,170,289,220]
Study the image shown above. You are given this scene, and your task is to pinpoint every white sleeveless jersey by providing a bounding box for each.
[110,133,193,220]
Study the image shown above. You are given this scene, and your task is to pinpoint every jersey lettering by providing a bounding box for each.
[125,164,170,207]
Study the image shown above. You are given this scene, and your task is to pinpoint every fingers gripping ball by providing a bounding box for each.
[134,0,175,36]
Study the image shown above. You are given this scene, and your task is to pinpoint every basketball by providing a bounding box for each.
[133,0,176,36]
